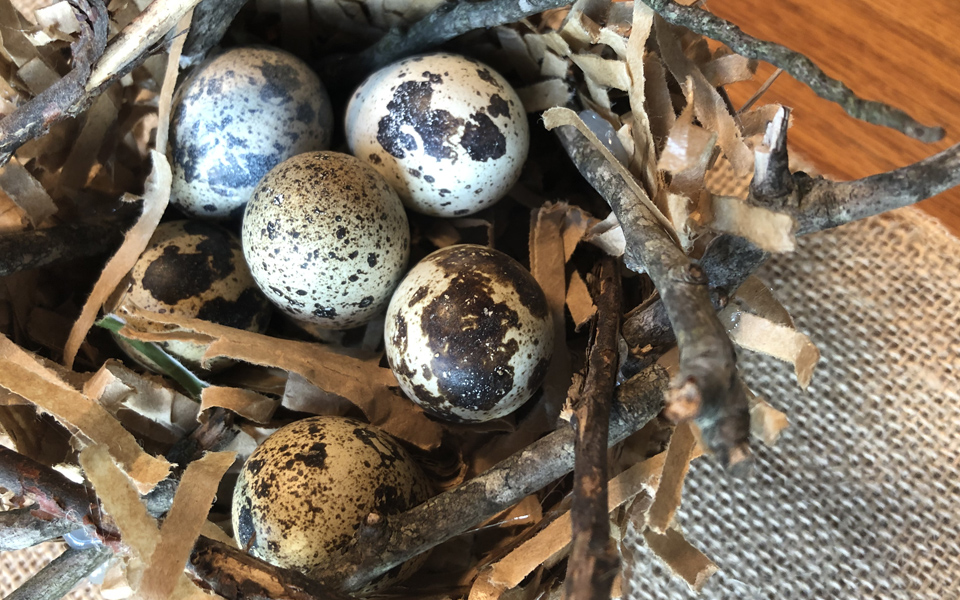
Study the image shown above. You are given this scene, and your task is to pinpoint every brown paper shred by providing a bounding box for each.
[200,386,278,424]
[529,203,571,428]
[646,421,699,534]
[34,2,82,39]
[154,10,193,153]
[570,54,631,91]
[0,193,28,232]
[654,19,753,176]
[643,52,675,146]
[281,370,355,417]
[137,451,236,600]
[58,90,119,192]
[120,309,443,450]
[200,520,235,547]
[16,56,61,95]
[625,2,659,195]
[582,210,626,260]
[0,0,41,68]
[740,103,789,139]
[663,192,696,251]
[87,0,205,91]
[560,205,592,262]
[0,157,57,226]
[63,150,172,368]
[496,27,540,82]
[643,527,718,592]
[560,9,601,48]
[543,107,680,247]
[700,53,757,87]
[725,309,820,389]
[539,31,572,58]
[566,270,596,331]
[84,360,199,444]
[598,26,628,58]
[0,336,172,491]
[747,386,789,446]
[518,79,572,114]
[732,275,795,328]
[704,194,796,253]
[473,452,667,597]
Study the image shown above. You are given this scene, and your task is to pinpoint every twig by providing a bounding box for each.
[555,124,751,468]
[738,68,784,114]
[0,505,78,551]
[0,218,131,278]
[188,536,352,600]
[0,0,109,168]
[180,0,249,67]
[337,363,668,592]
[564,257,621,600]
[4,544,113,600]
[639,0,944,142]
[325,0,569,83]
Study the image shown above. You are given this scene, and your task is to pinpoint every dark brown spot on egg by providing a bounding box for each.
[488,94,510,118]
[376,80,464,161]
[460,112,506,162]
[476,67,503,89]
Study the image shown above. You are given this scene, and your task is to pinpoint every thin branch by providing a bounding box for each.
[640,0,944,142]
[0,0,109,168]
[564,257,621,600]
[4,544,113,600]
[325,0,569,83]
[555,124,751,468]
[188,536,351,600]
[336,363,668,592]
[0,505,78,550]
[180,0,248,68]
[0,218,131,278]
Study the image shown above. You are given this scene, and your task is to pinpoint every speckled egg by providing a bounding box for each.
[112,220,271,372]
[242,151,410,330]
[170,46,333,220]
[345,53,529,217]
[384,245,553,423]
[232,416,432,591]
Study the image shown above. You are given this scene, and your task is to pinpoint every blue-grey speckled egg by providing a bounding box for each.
[170,47,333,220]
[112,220,271,372]
[345,53,529,217]
[242,151,410,330]
[384,245,553,423]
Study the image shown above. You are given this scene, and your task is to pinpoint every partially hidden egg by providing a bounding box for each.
[345,53,529,217]
[170,46,334,220]
[384,245,554,423]
[112,220,271,372]
[242,151,410,330]
[232,416,432,591]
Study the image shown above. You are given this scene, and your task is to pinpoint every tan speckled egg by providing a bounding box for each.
[232,416,432,591]
[384,245,554,423]
[112,220,271,372]
[170,46,333,220]
[345,53,529,217]
[242,151,410,329]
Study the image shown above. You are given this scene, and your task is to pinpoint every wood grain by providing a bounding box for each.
[706,0,960,234]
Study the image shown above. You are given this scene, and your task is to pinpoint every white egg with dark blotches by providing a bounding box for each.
[232,416,432,591]
[112,220,271,372]
[242,151,410,330]
[345,53,528,217]
[170,46,333,220]
[384,245,553,423]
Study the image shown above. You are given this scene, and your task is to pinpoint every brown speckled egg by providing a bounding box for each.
[345,53,529,217]
[384,245,553,423]
[170,46,334,220]
[231,416,432,591]
[241,151,410,330]
[112,220,271,372]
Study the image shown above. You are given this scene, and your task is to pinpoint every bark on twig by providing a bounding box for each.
[0,505,78,551]
[4,544,113,600]
[188,536,351,600]
[564,257,621,600]
[0,219,130,278]
[180,0,248,67]
[337,364,668,592]
[639,0,944,142]
[0,0,109,168]
[325,0,569,84]
[555,124,751,468]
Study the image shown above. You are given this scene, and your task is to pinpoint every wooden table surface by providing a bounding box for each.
[706,0,960,235]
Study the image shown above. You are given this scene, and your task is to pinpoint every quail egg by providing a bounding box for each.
[170,46,334,220]
[112,220,271,372]
[384,245,553,423]
[232,416,432,591]
[242,151,410,330]
[345,53,529,217]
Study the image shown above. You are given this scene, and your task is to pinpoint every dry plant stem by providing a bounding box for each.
[555,124,750,467]
[332,0,569,78]
[564,257,621,600]
[189,536,352,600]
[0,0,109,168]
[180,0,249,67]
[639,0,944,142]
[4,544,113,600]
[338,364,668,592]
[0,505,78,550]
[0,220,128,277]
